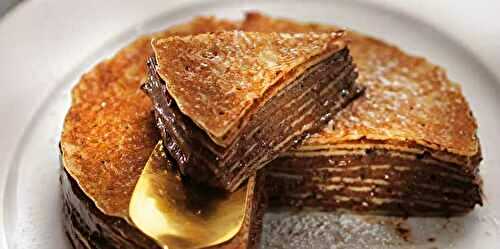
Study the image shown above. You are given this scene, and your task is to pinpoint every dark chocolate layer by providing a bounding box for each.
[266,149,483,216]
[143,48,361,191]
[62,168,266,249]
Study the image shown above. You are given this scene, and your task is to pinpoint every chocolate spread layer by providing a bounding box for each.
[62,168,266,249]
[143,48,361,191]
[266,149,483,216]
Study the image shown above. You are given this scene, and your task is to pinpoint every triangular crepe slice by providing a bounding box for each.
[143,30,362,191]
[242,13,483,216]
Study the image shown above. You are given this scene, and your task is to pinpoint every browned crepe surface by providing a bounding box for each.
[241,12,480,160]
[151,30,346,145]
[61,10,481,226]
[241,13,482,216]
[60,17,239,217]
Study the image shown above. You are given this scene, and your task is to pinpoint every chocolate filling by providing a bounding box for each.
[143,48,362,191]
[266,149,483,216]
[61,167,266,249]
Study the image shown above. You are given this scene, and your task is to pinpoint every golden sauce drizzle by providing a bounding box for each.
[129,142,248,249]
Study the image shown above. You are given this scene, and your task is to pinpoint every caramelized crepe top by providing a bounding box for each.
[307,37,480,157]
[61,12,480,219]
[60,17,239,217]
[151,31,346,146]
[241,13,480,158]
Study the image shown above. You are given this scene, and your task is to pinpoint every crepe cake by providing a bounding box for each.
[241,13,484,216]
[142,30,362,192]
[60,17,266,249]
[59,12,482,249]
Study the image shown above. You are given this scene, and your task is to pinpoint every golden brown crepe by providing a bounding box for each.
[145,29,360,191]
[61,17,265,249]
[151,31,346,146]
[61,16,239,217]
[60,12,483,249]
[240,13,482,216]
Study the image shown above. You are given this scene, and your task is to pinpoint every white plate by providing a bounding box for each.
[1,0,499,248]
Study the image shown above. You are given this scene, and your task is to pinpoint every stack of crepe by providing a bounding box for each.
[59,12,483,249]
[242,13,482,216]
